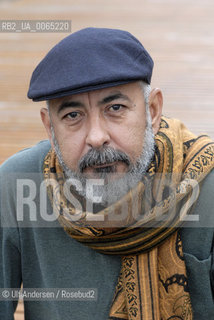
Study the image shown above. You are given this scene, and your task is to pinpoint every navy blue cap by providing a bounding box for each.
[27,27,154,101]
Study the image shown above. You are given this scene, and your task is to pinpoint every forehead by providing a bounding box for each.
[48,81,143,109]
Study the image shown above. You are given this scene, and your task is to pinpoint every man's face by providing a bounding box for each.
[46,82,148,172]
[41,81,162,205]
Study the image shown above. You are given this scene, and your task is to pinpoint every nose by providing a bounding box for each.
[85,116,110,149]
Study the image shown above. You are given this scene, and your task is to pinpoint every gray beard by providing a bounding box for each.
[51,109,155,207]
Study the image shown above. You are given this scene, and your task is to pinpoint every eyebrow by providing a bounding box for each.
[98,93,131,105]
[57,101,84,114]
[57,92,131,114]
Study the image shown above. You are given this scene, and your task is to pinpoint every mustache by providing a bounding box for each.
[78,147,131,172]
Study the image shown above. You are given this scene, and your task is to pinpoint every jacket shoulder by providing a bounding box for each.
[0,140,51,174]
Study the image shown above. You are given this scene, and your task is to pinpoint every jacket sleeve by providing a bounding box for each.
[0,141,51,319]
[0,167,22,319]
[0,227,22,319]
[181,169,214,319]
[211,235,214,296]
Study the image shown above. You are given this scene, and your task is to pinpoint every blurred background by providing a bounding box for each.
[0,0,214,318]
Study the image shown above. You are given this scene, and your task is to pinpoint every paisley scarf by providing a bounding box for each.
[43,116,214,319]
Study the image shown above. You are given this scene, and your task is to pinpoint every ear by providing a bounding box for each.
[40,108,54,148]
[149,88,163,135]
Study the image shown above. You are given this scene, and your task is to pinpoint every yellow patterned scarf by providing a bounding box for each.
[43,117,214,319]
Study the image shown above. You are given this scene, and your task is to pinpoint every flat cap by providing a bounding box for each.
[27,27,154,101]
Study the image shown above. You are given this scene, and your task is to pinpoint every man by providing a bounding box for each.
[0,27,213,320]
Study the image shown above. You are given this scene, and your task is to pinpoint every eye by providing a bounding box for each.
[108,104,124,112]
[65,111,81,119]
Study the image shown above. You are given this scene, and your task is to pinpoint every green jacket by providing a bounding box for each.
[0,141,213,319]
